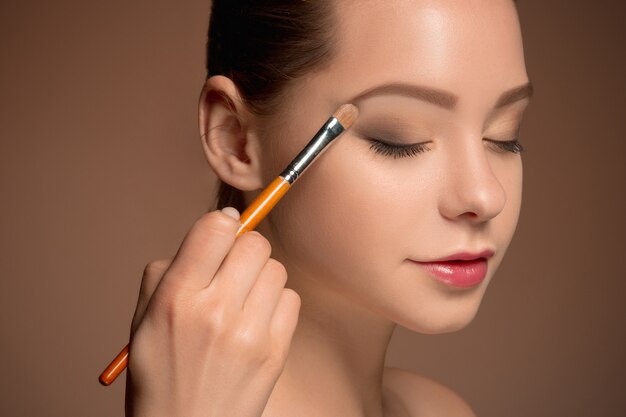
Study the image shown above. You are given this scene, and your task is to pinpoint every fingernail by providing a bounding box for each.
[221,206,240,220]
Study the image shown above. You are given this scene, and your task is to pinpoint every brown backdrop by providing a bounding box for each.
[1,1,624,416]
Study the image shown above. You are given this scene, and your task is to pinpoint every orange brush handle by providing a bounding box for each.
[237,177,291,235]
[98,176,291,386]
[99,344,129,386]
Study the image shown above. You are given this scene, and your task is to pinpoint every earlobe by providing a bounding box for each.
[198,75,264,191]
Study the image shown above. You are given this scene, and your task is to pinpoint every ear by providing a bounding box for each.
[198,75,264,191]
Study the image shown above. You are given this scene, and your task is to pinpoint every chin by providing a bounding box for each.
[395,293,484,335]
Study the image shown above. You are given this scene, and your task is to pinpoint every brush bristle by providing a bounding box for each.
[333,104,359,129]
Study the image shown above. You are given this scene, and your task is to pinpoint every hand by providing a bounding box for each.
[125,208,300,417]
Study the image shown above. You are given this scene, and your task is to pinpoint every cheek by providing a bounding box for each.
[477,154,523,297]
[492,154,523,249]
[267,135,438,292]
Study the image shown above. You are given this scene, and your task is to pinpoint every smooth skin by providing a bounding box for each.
[125,210,301,417]
[126,0,530,416]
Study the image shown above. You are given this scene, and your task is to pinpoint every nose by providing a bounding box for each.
[438,141,507,223]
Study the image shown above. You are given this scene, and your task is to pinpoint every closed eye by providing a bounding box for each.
[484,138,525,154]
[365,137,525,158]
[367,138,432,159]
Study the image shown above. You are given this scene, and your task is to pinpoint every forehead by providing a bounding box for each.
[318,0,528,110]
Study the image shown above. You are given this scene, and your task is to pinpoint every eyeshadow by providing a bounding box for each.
[354,117,433,144]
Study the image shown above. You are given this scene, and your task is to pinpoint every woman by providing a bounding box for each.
[125,0,532,415]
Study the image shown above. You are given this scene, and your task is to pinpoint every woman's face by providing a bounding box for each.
[253,0,530,333]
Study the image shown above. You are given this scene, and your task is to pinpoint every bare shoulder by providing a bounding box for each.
[382,367,476,417]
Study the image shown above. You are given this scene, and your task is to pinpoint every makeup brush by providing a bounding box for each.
[99,103,359,386]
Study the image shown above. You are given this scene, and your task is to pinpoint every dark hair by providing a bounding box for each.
[206,0,338,211]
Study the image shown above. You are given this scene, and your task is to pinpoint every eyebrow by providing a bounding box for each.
[349,81,533,110]
[494,82,534,108]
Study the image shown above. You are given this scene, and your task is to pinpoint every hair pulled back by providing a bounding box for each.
[206,0,337,210]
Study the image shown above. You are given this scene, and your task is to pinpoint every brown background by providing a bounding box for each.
[1,1,624,416]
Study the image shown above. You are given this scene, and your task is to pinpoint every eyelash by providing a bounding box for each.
[367,138,525,159]
[368,140,431,158]
[485,138,525,154]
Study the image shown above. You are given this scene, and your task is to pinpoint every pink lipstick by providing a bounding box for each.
[411,250,494,288]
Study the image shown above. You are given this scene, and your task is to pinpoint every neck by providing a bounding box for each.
[263,259,397,417]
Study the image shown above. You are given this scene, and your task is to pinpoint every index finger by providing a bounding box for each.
[159,208,241,290]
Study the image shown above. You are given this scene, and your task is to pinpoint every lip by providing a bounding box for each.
[410,249,495,288]
[427,249,495,262]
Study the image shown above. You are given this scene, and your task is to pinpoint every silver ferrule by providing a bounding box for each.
[280,117,345,184]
